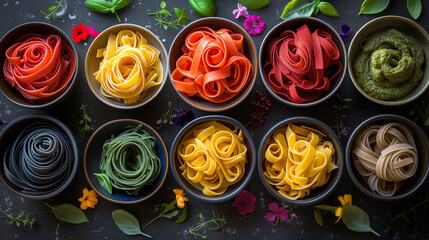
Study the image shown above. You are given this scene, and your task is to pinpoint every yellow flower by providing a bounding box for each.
[78,188,98,210]
[173,189,188,208]
[335,194,352,223]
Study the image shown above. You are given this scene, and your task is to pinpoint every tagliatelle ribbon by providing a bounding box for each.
[94,30,163,104]
[263,24,342,103]
[352,123,418,197]
[177,121,247,196]
[263,123,337,200]
[172,27,253,103]
[3,34,76,103]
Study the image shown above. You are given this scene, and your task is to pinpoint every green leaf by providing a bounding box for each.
[49,6,57,11]
[94,173,113,194]
[160,1,166,9]
[174,7,182,19]
[16,221,20,227]
[40,10,47,16]
[208,226,219,231]
[238,0,269,9]
[175,204,187,224]
[314,205,338,211]
[162,200,177,214]
[162,210,179,218]
[16,211,25,219]
[314,209,323,226]
[281,0,315,20]
[46,203,88,224]
[407,0,422,19]
[113,0,130,10]
[85,0,113,13]
[318,2,339,17]
[159,9,171,17]
[359,0,390,15]
[343,98,352,102]
[423,118,429,126]
[188,0,217,17]
[112,209,152,238]
[341,205,380,236]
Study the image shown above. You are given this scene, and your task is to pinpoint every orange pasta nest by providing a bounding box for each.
[177,121,247,196]
[172,27,253,103]
[263,123,337,200]
[94,30,163,104]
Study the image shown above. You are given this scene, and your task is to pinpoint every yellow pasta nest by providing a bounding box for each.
[177,121,248,196]
[263,123,337,200]
[94,30,163,104]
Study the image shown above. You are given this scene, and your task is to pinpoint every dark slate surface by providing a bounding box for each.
[0,0,428,239]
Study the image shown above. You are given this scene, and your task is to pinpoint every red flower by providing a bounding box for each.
[71,24,89,43]
[232,190,256,215]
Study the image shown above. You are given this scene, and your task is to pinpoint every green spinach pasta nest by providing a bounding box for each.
[99,125,161,195]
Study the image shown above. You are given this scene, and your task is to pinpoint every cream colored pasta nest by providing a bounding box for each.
[176,121,247,196]
[94,30,163,104]
[263,123,337,200]
[352,122,418,197]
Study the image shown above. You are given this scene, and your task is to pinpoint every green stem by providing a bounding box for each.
[114,11,121,22]
[387,197,429,226]
[143,215,161,229]
[0,209,9,217]
[140,231,152,238]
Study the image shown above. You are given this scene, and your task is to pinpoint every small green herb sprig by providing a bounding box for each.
[185,211,226,239]
[148,1,191,30]
[409,101,429,126]
[359,0,422,20]
[388,195,429,226]
[281,0,339,20]
[79,103,93,133]
[332,93,352,138]
[144,199,187,229]
[40,0,64,20]
[0,209,36,228]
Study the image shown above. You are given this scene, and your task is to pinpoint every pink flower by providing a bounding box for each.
[265,202,288,224]
[233,3,248,19]
[244,15,265,36]
[71,24,89,43]
[232,190,256,215]
[88,26,99,38]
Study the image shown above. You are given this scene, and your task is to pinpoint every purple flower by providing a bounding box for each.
[233,3,248,19]
[340,25,352,42]
[232,190,256,215]
[175,109,194,126]
[244,15,265,36]
[265,202,288,224]
[0,116,6,127]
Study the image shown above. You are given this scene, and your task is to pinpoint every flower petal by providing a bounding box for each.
[278,211,289,222]
[335,207,342,223]
[265,212,277,222]
[268,202,279,212]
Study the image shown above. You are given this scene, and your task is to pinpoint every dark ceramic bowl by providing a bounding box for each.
[84,119,168,204]
[258,117,343,206]
[346,114,429,201]
[0,115,78,199]
[170,115,256,202]
[168,17,257,112]
[348,16,429,106]
[85,24,168,109]
[0,22,80,108]
[259,17,347,107]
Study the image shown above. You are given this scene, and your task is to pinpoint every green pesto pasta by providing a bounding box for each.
[99,125,161,195]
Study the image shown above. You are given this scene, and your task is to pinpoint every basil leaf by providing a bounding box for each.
[85,0,112,13]
[113,0,130,10]
[318,1,339,17]
[188,0,217,17]
[160,1,166,9]
[238,0,269,9]
[94,173,112,194]
[407,0,422,19]
[313,209,323,226]
[112,209,152,238]
[162,210,179,219]
[359,0,390,15]
[45,203,88,224]
[313,205,337,212]
[341,205,380,236]
[174,7,182,19]
[175,204,187,224]
[281,0,316,20]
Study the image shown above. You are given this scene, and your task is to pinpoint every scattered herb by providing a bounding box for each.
[94,173,113,194]
[78,188,99,210]
[112,209,152,238]
[45,203,88,224]
[232,190,256,215]
[85,0,130,22]
[409,100,429,126]
[79,102,93,133]
[359,0,422,19]
[185,211,226,239]
[156,101,176,129]
[40,0,64,20]
[265,202,289,225]
[313,194,379,236]
[332,93,352,138]
[148,1,191,30]
[238,0,269,9]
[0,209,36,228]
[0,114,6,127]
[188,0,217,17]
[340,25,352,42]
[388,195,429,226]
[281,0,339,20]
[156,102,194,129]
